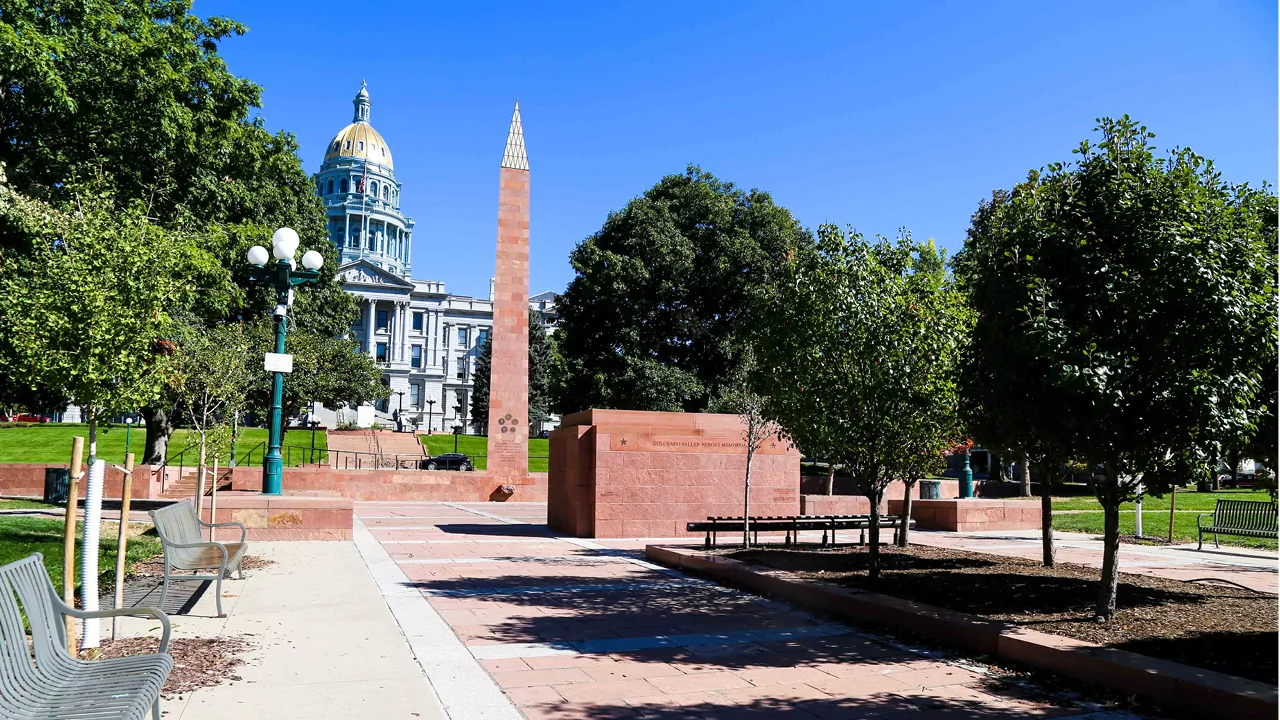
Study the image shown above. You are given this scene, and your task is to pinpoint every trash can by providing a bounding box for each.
[919,479,941,500]
[43,468,71,505]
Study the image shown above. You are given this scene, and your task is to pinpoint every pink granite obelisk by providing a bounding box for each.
[486,102,531,481]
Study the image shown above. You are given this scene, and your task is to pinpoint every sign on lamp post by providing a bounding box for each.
[246,228,324,495]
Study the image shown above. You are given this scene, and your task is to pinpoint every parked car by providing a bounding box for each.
[3,413,47,423]
[420,453,474,471]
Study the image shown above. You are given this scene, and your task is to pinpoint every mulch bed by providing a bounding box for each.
[128,554,274,579]
[723,544,1278,685]
[95,635,254,699]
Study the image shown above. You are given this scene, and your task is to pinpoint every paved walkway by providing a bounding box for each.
[907,528,1278,593]
[117,541,447,720]
[356,501,1136,720]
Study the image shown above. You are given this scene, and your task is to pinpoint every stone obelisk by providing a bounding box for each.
[486,102,530,481]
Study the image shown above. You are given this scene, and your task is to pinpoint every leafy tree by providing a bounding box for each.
[955,117,1276,619]
[471,310,556,433]
[0,180,186,455]
[753,226,972,578]
[0,0,376,462]
[170,319,251,490]
[710,355,782,547]
[553,166,812,415]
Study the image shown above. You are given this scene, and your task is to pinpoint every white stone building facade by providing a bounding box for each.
[314,84,556,432]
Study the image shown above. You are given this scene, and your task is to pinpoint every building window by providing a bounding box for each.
[382,185,389,200]
[411,345,422,368]
[478,327,490,346]
[457,356,466,380]
[457,327,468,347]
[327,179,334,195]
[412,312,423,331]
[343,140,351,152]
[376,310,389,330]
[340,178,348,193]
[376,342,387,363]
[370,180,378,197]
[358,141,364,152]
[410,383,422,408]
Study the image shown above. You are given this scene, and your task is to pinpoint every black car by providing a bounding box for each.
[421,453,474,471]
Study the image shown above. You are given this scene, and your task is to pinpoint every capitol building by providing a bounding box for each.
[313,83,556,432]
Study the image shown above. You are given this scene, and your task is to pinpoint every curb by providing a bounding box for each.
[645,544,1278,720]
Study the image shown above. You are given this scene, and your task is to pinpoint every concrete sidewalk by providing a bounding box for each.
[116,541,446,720]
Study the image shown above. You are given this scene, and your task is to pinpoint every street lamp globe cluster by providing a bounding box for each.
[247,228,325,495]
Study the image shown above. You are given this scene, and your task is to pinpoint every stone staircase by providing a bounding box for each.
[157,465,233,500]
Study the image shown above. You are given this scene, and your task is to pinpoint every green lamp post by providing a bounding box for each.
[960,448,974,499]
[246,228,324,495]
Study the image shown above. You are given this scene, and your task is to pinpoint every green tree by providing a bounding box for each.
[710,353,782,547]
[954,117,1276,619]
[0,0,375,462]
[553,166,812,415]
[753,227,972,578]
[170,319,251,491]
[471,310,556,433]
[0,180,187,455]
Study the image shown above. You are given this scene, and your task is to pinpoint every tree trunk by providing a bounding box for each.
[1095,462,1122,621]
[142,406,177,465]
[1020,456,1031,497]
[1229,448,1241,488]
[867,485,882,579]
[742,450,753,547]
[1039,463,1055,567]
[825,464,835,495]
[897,480,914,547]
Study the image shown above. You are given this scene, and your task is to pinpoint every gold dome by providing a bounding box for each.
[324,122,394,170]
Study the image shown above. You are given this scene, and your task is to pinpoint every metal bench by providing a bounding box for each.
[0,553,173,720]
[150,499,248,616]
[1197,499,1278,549]
[687,514,913,547]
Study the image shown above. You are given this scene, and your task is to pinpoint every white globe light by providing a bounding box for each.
[301,250,324,270]
[247,245,269,266]
[272,227,300,260]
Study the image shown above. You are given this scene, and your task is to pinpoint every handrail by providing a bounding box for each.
[234,441,266,467]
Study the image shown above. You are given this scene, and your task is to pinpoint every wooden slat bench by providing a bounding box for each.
[0,553,173,720]
[1197,499,1278,549]
[687,514,913,548]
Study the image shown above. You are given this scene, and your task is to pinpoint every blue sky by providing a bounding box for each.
[197,1,1277,300]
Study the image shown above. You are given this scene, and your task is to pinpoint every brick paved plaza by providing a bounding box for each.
[354,501,1178,720]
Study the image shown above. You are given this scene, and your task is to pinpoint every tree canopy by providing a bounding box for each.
[752,226,972,577]
[953,116,1277,618]
[0,0,383,460]
[552,166,812,415]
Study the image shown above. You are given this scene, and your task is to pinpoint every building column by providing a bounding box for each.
[366,299,376,360]
[396,301,408,362]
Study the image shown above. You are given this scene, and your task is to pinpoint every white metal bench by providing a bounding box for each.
[0,553,173,719]
[149,499,247,616]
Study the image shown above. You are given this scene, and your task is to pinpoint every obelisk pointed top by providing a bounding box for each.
[501,101,528,171]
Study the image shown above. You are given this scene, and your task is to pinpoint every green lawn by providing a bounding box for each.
[0,424,326,467]
[418,434,550,473]
[0,515,163,591]
[1051,488,1276,549]
[1052,488,1272,512]
[0,498,60,510]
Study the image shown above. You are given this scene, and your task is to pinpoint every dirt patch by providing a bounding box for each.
[723,544,1278,684]
[96,635,254,699]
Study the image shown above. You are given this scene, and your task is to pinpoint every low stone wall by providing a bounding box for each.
[887,498,1041,531]
[0,463,163,500]
[198,491,353,541]
[801,478,964,515]
[230,465,547,502]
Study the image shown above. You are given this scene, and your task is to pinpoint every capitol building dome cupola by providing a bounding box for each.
[315,82,414,278]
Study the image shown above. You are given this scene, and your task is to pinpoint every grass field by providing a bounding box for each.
[1051,488,1276,549]
[0,514,163,591]
[419,434,550,473]
[0,424,327,467]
